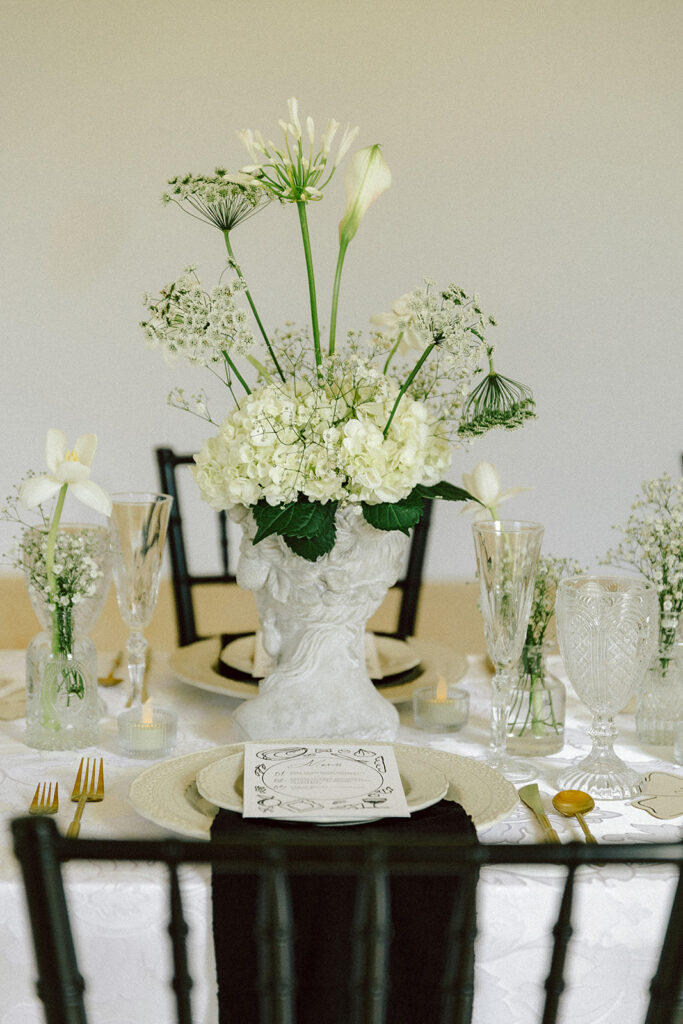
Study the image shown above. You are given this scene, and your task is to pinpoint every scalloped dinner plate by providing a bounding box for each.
[128,740,517,838]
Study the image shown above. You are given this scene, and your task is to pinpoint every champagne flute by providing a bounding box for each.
[473,520,544,782]
[556,575,658,799]
[110,493,173,707]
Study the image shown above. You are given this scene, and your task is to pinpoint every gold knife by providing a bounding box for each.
[518,783,561,843]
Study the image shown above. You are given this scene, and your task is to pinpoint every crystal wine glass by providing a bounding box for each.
[109,493,173,706]
[556,575,658,799]
[472,520,544,782]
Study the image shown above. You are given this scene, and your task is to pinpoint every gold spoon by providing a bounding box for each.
[98,651,124,687]
[552,789,598,844]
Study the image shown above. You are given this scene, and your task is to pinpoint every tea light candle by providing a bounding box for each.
[118,701,177,759]
[413,677,469,732]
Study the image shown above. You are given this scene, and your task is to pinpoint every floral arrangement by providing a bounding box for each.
[142,98,535,560]
[604,473,683,660]
[2,429,111,700]
[509,554,584,739]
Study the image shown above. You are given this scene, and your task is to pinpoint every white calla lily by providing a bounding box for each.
[338,144,391,245]
[462,461,527,519]
[20,429,112,517]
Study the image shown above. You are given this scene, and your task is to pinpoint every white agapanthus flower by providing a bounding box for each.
[238,98,359,204]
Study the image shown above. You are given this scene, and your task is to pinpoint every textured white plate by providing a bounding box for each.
[196,747,448,823]
[170,637,467,704]
[128,740,517,838]
[219,633,421,680]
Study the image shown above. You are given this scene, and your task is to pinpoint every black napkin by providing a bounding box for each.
[211,800,477,1024]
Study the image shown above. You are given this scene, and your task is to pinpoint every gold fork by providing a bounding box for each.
[28,781,59,815]
[67,757,104,838]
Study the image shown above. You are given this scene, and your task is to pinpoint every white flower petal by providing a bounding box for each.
[70,480,112,517]
[471,462,502,505]
[19,474,61,509]
[45,428,67,475]
[73,433,97,467]
[55,461,92,484]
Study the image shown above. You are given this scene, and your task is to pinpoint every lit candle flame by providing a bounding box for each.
[435,676,448,702]
[141,699,154,725]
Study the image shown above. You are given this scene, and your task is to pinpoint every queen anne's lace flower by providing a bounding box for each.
[162,169,271,231]
[142,269,255,367]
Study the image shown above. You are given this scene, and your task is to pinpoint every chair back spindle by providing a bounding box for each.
[11,817,683,1024]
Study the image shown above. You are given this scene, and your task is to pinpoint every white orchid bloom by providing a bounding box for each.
[462,461,527,520]
[338,144,391,245]
[20,429,112,517]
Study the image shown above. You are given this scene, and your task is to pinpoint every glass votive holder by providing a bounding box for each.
[674,720,683,766]
[117,705,177,759]
[413,682,469,732]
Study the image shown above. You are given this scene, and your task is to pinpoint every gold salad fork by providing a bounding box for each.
[67,757,104,838]
[28,781,59,815]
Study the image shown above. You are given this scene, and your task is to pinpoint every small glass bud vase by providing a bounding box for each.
[23,524,111,750]
[506,643,566,756]
[636,642,683,746]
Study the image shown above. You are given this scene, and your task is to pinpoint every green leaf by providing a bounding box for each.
[414,481,479,504]
[283,518,337,561]
[252,499,337,544]
[361,494,424,535]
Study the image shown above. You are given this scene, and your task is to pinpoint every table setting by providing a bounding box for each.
[0,95,681,1023]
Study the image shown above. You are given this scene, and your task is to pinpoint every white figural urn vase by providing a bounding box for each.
[231,505,409,741]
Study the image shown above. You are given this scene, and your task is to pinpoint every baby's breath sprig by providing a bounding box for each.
[458,346,536,438]
[604,473,683,657]
[526,555,586,648]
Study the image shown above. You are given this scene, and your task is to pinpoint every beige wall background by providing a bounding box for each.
[1,1,682,623]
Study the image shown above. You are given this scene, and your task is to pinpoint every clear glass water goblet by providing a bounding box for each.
[472,520,545,782]
[556,575,658,799]
[110,493,173,706]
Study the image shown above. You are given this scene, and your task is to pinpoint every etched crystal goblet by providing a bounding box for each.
[556,575,658,799]
[109,493,173,706]
[473,520,544,782]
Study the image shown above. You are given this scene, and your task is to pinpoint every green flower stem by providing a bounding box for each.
[222,230,285,382]
[45,483,68,657]
[328,236,349,356]
[222,350,251,396]
[382,342,436,438]
[245,353,272,383]
[296,201,322,367]
[382,331,404,375]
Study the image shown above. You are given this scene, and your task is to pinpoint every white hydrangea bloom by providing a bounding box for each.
[192,373,451,511]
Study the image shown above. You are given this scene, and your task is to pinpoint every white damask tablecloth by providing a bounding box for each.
[0,645,680,1024]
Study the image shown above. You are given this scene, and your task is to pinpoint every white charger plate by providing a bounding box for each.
[219,633,421,680]
[170,637,467,704]
[196,747,448,824]
[128,740,517,838]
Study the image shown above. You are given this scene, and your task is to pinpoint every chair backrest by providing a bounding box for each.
[11,816,682,1024]
[155,446,433,646]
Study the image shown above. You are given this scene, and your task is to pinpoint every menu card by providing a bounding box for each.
[242,743,410,821]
